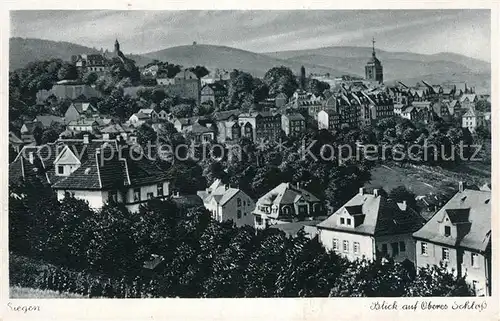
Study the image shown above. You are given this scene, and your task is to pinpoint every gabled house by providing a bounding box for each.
[197,179,256,227]
[67,119,99,134]
[317,188,425,264]
[238,111,282,142]
[462,107,485,132]
[65,102,99,122]
[34,115,66,128]
[200,82,227,108]
[183,123,215,143]
[281,113,306,137]
[49,137,171,213]
[214,109,241,143]
[129,112,151,127]
[413,184,491,296]
[252,183,323,230]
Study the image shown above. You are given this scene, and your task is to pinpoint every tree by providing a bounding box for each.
[151,88,166,104]
[306,78,330,97]
[40,127,61,144]
[170,104,193,118]
[136,124,158,147]
[475,100,491,112]
[83,72,98,85]
[190,66,210,79]
[57,63,78,80]
[263,66,298,98]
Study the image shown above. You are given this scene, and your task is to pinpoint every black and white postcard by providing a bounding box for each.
[1,3,498,321]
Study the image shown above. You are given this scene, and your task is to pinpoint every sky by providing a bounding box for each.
[10,10,491,61]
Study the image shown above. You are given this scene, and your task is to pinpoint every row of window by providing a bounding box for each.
[381,241,406,256]
[130,183,165,202]
[332,239,361,254]
[420,242,480,267]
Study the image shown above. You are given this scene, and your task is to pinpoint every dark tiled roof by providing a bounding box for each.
[446,208,471,224]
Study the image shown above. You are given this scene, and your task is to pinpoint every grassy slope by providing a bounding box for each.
[10,286,84,298]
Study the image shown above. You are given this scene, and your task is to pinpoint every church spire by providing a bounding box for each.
[372,37,376,57]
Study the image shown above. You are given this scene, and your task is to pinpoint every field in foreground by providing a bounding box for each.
[10,286,84,299]
[365,161,490,196]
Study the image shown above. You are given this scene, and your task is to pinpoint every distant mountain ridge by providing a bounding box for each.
[10,38,490,91]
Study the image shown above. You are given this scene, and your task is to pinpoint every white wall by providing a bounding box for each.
[319,229,375,261]
[56,189,105,209]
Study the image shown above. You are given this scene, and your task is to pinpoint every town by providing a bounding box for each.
[9,35,491,298]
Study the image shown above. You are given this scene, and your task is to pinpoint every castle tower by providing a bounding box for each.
[300,65,306,91]
[365,37,383,83]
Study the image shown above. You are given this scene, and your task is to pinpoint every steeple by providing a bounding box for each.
[114,39,120,53]
[372,37,376,57]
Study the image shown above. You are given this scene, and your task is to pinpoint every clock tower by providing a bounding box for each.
[365,38,383,83]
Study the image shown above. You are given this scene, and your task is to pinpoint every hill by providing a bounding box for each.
[264,46,490,83]
[142,44,352,78]
[9,37,153,71]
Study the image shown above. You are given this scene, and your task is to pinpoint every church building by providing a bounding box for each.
[365,38,384,83]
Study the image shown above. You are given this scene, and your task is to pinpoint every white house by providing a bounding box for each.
[197,179,255,227]
[51,137,171,213]
[317,188,425,264]
[462,107,485,132]
[252,183,323,230]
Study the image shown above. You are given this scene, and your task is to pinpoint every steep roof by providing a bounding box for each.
[198,179,248,206]
[257,183,320,207]
[317,191,425,236]
[34,115,65,127]
[459,94,477,103]
[51,140,171,190]
[214,109,241,121]
[70,102,97,114]
[413,189,491,252]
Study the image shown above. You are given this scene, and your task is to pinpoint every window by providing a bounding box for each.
[353,242,360,254]
[58,165,64,175]
[471,253,479,268]
[421,242,428,256]
[237,210,242,219]
[340,217,345,225]
[442,247,450,261]
[343,240,349,253]
[133,188,141,202]
[147,192,154,200]
[157,183,163,196]
[237,198,241,207]
[444,226,451,237]
[382,244,388,255]
[391,242,399,256]
[346,218,351,225]
[333,239,339,251]
[399,241,406,252]
[255,216,262,225]
[243,200,246,206]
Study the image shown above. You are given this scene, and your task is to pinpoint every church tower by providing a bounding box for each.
[365,37,383,83]
[114,39,120,54]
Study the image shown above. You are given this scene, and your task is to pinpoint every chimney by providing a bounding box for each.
[373,189,379,197]
[459,181,464,193]
[83,134,89,144]
[359,187,365,195]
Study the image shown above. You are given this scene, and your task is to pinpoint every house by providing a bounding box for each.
[252,183,323,230]
[183,123,215,143]
[36,81,101,103]
[459,94,478,109]
[100,123,131,140]
[432,101,452,122]
[317,188,425,264]
[20,121,43,144]
[238,111,282,142]
[67,119,99,133]
[200,83,227,108]
[152,109,170,121]
[197,179,256,227]
[9,131,24,153]
[49,137,171,213]
[214,110,241,143]
[413,184,491,296]
[269,220,322,238]
[462,107,485,132]
[65,102,99,122]
[72,54,108,73]
[34,115,66,128]
[281,113,306,137]
[129,112,151,127]
[317,109,340,131]
[393,104,405,116]
[137,108,155,118]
